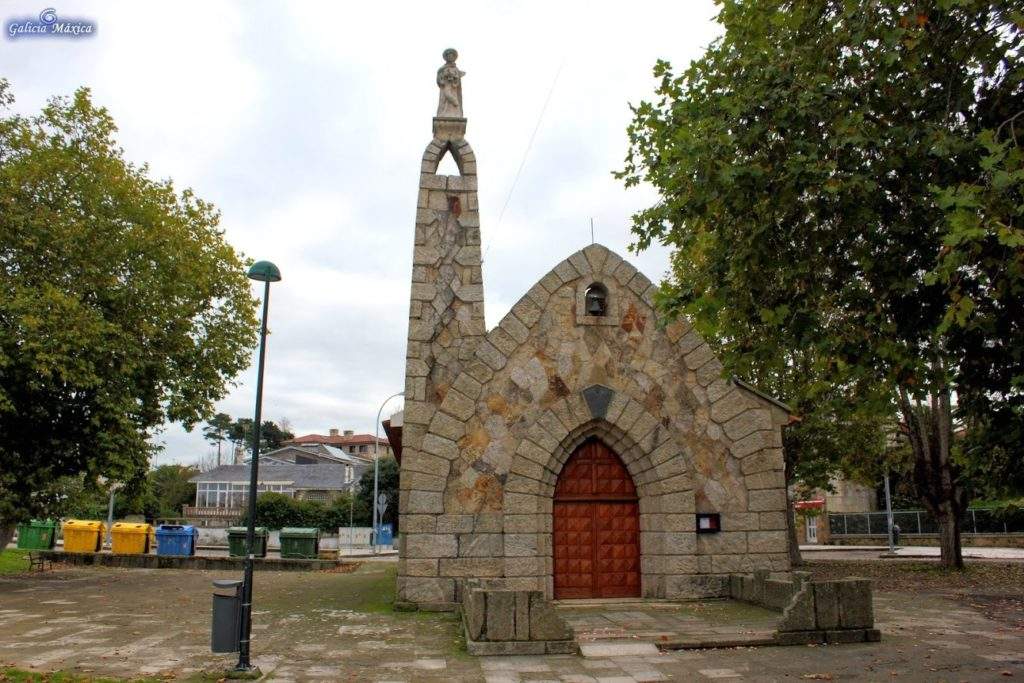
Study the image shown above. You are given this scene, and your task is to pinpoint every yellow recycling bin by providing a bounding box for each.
[110,522,153,554]
[62,520,106,553]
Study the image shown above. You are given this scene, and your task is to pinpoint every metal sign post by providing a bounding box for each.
[348,481,355,556]
[884,471,896,555]
[372,391,403,554]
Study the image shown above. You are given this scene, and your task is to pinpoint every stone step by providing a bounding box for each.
[578,641,660,658]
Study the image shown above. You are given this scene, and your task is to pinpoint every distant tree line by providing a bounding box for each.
[201,412,294,467]
[43,464,199,523]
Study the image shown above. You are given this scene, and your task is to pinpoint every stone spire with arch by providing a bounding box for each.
[397,51,794,612]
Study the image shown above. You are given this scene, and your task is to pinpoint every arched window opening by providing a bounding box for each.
[584,283,608,317]
[436,147,461,175]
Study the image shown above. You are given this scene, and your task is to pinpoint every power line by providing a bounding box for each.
[494,60,565,227]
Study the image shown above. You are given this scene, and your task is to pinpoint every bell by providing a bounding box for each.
[587,296,605,316]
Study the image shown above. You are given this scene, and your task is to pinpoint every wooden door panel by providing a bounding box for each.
[596,502,641,598]
[553,501,595,599]
[553,440,640,600]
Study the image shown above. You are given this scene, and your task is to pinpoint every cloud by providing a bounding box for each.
[2,1,722,464]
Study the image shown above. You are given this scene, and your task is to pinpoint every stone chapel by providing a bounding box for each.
[396,50,793,611]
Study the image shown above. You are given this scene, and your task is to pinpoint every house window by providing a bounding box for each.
[196,483,230,507]
[196,482,291,508]
[304,490,330,503]
[359,445,368,453]
[584,283,608,316]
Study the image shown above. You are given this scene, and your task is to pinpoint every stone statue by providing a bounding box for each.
[436,48,465,118]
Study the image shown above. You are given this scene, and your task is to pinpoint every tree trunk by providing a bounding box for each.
[783,453,803,567]
[0,523,16,551]
[898,385,966,569]
[936,502,964,570]
[786,502,803,567]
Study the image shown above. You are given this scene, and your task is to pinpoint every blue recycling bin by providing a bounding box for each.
[155,524,198,556]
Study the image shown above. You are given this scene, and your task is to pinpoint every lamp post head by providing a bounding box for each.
[247,261,281,283]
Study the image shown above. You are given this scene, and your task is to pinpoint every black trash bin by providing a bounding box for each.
[211,579,243,653]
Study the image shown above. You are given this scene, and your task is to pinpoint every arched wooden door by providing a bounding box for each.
[553,439,640,599]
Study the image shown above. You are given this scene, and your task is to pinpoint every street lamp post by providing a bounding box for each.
[884,471,896,555]
[236,260,281,674]
[372,392,403,554]
[103,481,123,548]
[348,479,355,555]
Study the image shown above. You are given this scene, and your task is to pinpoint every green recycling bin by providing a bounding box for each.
[279,527,320,559]
[226,527,268,558]
[16,520,58,550]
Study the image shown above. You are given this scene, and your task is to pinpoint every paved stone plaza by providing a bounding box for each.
[1,561,1022,681]
[560,600,779,646]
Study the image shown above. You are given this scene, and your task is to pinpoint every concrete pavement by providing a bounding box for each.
[800,544,1024,560]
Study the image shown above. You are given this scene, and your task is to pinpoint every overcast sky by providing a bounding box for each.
[2,1,722,466]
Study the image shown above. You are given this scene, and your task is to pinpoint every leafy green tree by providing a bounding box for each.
[241,492,299,530]
[240,492,370,531]
[203,413,233,468]
[146,464,199,519]
[960,404,1024,501]
[620,1,1024,567]
[229,418,254,456]
[37,475,109,520]
[223,417,293,459]
[259,420,294,451]
[0,82,259,548]
[322,491,371,530]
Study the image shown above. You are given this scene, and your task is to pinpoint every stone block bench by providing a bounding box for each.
[455,572,878,656]
[459,579,576,655]
[729,569,880,645]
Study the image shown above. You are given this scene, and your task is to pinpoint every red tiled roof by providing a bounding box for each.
[284,433,389,447]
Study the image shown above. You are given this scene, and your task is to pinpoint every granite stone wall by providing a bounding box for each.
[398,121,793,611]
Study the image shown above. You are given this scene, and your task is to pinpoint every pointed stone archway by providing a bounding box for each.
[502,390,695,600]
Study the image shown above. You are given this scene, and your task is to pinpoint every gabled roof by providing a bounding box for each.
[284,433,389,447]
[233,444,373,467]
[259,456,294,466]
[239,445,340,465]
[189,463,364,490]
